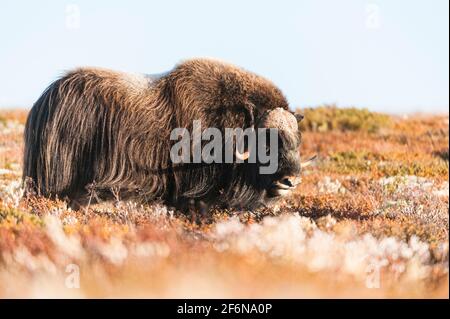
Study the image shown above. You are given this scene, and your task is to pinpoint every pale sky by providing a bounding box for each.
[0,0,448,113]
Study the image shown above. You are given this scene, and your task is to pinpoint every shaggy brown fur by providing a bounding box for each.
[23,58,302,210]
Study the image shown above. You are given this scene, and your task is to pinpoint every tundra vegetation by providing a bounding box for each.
[0,106,448,298]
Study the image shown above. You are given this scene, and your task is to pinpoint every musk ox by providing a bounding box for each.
[23,58,307,210]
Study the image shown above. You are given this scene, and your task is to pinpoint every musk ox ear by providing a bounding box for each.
[294,113,304,123]
[243,101,255,126]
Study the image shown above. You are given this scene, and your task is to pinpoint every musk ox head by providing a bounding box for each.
[258,108,303,198]
[234,107,304,202]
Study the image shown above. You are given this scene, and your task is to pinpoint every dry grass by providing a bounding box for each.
[0,107,448,298]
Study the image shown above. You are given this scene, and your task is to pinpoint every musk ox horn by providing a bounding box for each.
[236,107,298,161]
[235,150,250,161]
[235,125,254,161]
[300,155,317,168]
[259,107,298,134]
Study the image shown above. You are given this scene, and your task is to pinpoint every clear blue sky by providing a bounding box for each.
[0,0,448,113]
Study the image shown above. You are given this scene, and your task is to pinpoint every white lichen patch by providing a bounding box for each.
[379,175,435,193]
[211,214,439,284]
[317,176,346,194]
[0,121,25,135]
[0,178,23,206]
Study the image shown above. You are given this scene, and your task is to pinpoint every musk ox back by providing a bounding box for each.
[23,58,304,210]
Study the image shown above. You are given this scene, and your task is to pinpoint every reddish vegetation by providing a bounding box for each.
[0,108,448,298]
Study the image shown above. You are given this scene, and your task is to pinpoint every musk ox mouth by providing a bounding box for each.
[270,176,301,197]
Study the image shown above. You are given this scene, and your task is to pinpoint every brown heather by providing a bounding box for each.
[0,107,448,298]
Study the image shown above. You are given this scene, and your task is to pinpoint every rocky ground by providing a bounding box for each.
[0,107,448,298]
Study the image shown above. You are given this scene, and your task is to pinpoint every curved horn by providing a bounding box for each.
[235,125,254,161]
[235,149,250,161]
[300,155,317,168]
[259,108,298,133]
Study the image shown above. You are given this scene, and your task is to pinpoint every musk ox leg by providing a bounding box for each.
[67,196,87,211]
[173,198,211,223]
[65,192,96,211]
